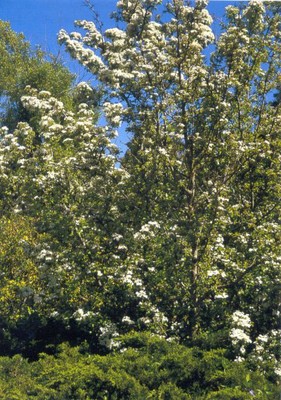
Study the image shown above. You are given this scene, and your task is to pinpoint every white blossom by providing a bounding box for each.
[230,328,252,344]
[232,311,251,329]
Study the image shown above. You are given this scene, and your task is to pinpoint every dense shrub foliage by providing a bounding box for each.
[0,0,280,397]
[0,334,279,399]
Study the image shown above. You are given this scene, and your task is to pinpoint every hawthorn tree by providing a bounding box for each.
[58,0,281,377]
[0,85,125,355]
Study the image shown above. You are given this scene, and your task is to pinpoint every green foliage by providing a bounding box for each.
[0,334,278,399]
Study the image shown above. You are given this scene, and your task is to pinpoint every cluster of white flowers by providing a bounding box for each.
[232,310,251,329]
[22,91,64,117]
[207,269,226,278]
[105,27,127,48]
[214,234,224,249]
[75,20,103,47]
[122,315,134,325]
[37,248,54,263]
[99,322,119,349]
[58,28,105,73]
[230,328,252,345]
[230,311,252,359]
[75,81,94,97]
[135,289,149,299]
[243,0,265,30]
[73,308,94,321]
[103,102,124,127]
[215,293,228,300]
[121,269,134,285]
[134,221,161,240]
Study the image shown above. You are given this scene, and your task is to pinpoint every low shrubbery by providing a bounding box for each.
[0,333,278,399]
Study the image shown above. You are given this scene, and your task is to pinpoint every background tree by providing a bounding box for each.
[0,20,74,130]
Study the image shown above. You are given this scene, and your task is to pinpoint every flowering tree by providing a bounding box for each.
[0,85,126,354]
[0,0,280,388]
[58,0,281,376]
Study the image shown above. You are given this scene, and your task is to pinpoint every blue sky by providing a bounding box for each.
[0,0,245,64]
[0,0,115,54]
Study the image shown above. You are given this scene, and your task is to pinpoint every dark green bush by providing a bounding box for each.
[0,333,278,399]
